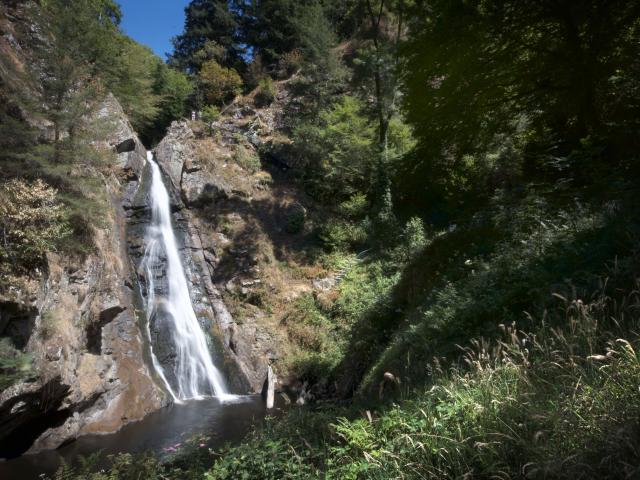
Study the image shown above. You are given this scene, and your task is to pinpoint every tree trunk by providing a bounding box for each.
[53,122,61,164]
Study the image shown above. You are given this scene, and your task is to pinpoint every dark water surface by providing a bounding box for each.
[0,395,270,479]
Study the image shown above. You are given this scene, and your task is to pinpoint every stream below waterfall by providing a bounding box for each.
[0,395,281,478]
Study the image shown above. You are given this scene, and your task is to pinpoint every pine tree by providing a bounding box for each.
[170,0,242,72]
[32,0,121,163]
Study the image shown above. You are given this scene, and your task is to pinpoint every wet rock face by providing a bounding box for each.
[124,151,253,394]
[0,95,167,459]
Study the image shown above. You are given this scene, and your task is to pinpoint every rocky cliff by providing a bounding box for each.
[149,85,328,397]
[153,124,264,393]
[0,95,167,458]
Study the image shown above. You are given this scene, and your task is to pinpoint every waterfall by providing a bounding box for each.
[142,151,232,402]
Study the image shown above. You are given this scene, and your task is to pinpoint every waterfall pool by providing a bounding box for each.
[0,395,278,479]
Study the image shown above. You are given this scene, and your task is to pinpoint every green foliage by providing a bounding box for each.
[243,0,301,66]
[205,414,320,479]
[109,38,162,132]
[192,40,228,67]
[145,64,193,140]
[197,263,640,479]
[334,260,398,328]
[283,294,343,381]
[284,294,332,352]
[170,0,242,71]
[0,179,70,273]
[286,0,337,72]
[371,185,398,246]
[201,105,221,124]
[319,219,369,252]
[0,338,32,390]
[244,54,268,90]
[390,216,428,263]
[198,60,243,106]
[254,77,276,107]
[401,0,640,210]
[361,193,637,392]
[26,0,188,151]
[31,0,126,162]
[278,49,304,77]
[293,96,376,201]
[285,203,306,234]
[233,145,261,173]
[339,193,368,219]
[285,205,307,234]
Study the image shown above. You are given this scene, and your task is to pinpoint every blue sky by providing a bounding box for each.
[119,0,190,60]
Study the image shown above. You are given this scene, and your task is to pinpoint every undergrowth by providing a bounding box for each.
[50,257,640,479]
[202,268,640,479]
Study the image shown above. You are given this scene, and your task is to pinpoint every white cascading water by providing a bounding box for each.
[142,151,232,402]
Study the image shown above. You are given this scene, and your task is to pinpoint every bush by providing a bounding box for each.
[391,216,428,263]
[278,49,304,77]
[281,294,343,382]
[233,145,261,173]
[292,96,376,201]
[0,338,32,390]
[201,104,220,124]
[201,105,220,135]
[198,60,243,106]
[0,179,70,274]
[339,193,368,219]
[254,77,276,107]
[319,218,369,251]
[285,203,306,234]
[282,294,331,352]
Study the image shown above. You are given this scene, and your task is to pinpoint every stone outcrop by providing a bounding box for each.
[155,122,231,207]
[154,122,275,393]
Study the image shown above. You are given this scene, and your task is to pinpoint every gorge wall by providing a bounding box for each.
[152,124,266,393]
[0,95,167,458]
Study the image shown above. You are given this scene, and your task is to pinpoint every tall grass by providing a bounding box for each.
[201,269,640,479]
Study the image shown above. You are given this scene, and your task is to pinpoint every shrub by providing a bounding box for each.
[0,338,32,390]
[292,96,376,201]
[285,203,306,234]
[201,105,220,135]
[334,260,399,327]
[201,104,220,124]
[339,193,368,219]
[391,216,428,263]
[281,294,342,382]
[233,145,261,173]
[254,77,276,107]
[282,294,331,352]
[0,179,70,274]
[278,49,304,77]
[198,60,242,106]
[319,218,369,251]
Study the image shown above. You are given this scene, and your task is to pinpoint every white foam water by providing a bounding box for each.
[142,151,234,402]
